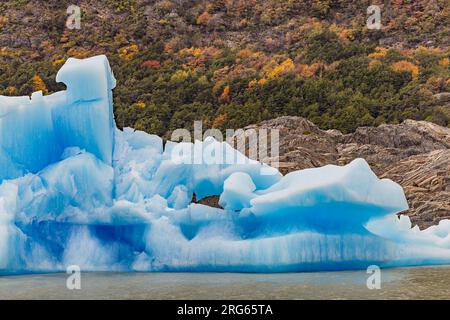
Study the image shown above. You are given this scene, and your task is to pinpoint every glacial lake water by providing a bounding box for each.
[1,266,450,299]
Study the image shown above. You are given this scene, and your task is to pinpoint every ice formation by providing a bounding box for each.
[1,55,450,274]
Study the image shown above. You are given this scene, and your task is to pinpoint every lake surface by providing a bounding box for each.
[1,266,450,299]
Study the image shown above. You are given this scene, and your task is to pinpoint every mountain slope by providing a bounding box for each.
[0,0,448,137]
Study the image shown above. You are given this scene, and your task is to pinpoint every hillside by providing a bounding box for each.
[0,0,448,137]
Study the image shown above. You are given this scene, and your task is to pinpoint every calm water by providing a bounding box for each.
[1,266,450,299]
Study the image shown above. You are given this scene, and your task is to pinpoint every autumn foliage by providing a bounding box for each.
[31,75,48,95]
[391,60,420,79]
[142,60,161,69]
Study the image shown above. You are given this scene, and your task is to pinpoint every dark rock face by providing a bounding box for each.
[191,193,223,209]
[379,150,450,228]
[244,116,450,229]
[244,117,339,173]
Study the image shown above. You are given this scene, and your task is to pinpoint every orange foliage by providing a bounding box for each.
[329,23,353,41]
[258,78,267,86]
[298,18,323,37]
[368,47,388,59]
[212,113,228,128]
[32,75,48,95]
[197,11,211,25]
[391,60,420,79]
[0,16,8,27]
[248,79,258,88]
[142,60,161,69]
[164,37,181,53]
[5,86,16,95]
[224,0,256,16]
[439,58,449,67]
[237,48,253,59]
[368,59,381,69]
[178,47,222,69]
[248,77,269,88]
[39,40,55,52]
[296,63,320,77]
[236,49,267,69]
[118,44,139,60]
[179,47,203,57]
[135,101,146,108]
[219,85,231,103]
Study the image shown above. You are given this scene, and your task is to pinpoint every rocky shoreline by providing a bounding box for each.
[244,117,450,229]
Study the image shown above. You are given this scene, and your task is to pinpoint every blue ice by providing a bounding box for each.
[1,55,450,274]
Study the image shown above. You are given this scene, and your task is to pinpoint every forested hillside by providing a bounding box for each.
[0,0,448,137]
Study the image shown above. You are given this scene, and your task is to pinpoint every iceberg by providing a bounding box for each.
[1,55,450,274]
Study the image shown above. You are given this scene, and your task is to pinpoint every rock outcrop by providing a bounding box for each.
[244,116,450,229]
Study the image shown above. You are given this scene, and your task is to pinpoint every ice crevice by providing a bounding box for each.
[1,55,450,274]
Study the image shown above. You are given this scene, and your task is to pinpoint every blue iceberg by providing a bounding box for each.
[1,55,450,274]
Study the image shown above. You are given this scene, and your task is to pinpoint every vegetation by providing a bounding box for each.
[0,0,448,137]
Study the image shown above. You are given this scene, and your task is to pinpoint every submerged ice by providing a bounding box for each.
[1,55,450,274]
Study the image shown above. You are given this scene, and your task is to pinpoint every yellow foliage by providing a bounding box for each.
[179,47,203,58]
[249,77,269,88]
[118,44,139,60]
[32,75,48,95]
[198,75,208,85]
[368,47,388,59]
[391,60,420,79]
[414,46,442,55]
[135,101,146,108]
[265,58,295,78]
[0,47,20,58]
[171,69,190,82]
[67,47,89,59]
[178,47,221,61]
[52,58,66,66]
[248,79,258,88]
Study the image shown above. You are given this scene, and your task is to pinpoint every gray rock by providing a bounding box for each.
[245,116,450,229]
[433,92,450,103]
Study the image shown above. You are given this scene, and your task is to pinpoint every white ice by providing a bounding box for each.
[1,55,450,274]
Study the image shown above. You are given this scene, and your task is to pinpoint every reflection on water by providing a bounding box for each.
[1,266,450,300]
